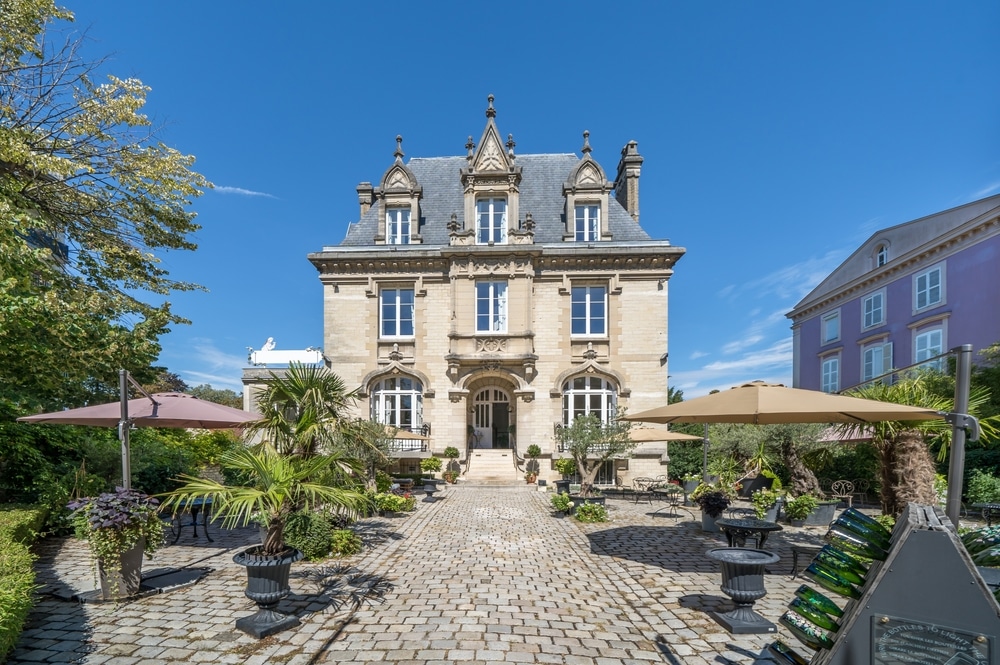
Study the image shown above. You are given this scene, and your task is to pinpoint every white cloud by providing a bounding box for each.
[689,350,708,360]
[971,181,1000,199]
[169,339,247,393]
[669,338,793,398]
[722,335,763,355]
[214,185,278,199]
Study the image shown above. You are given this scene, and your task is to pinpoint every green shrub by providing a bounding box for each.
[554,458,576,477]
[967,469,1000,504]
[443,447,459,459]
[784,494,819,520]
[373,492,409,513]
[329,529,362,556]
[419,457,442,474]
[0,536,36,662]
[375,470,392,493]
[550,492,573,514]
[284,510,335,561]
[574,501,608,523]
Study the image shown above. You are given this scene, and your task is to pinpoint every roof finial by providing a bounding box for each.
[506,133,516,158]
[394,135,404,161]
[486,94,496,118]
[581,130,591,156]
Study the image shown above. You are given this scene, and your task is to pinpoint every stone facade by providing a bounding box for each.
[297,98,684,483]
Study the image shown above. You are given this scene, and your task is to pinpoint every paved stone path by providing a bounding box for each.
[10,486,833,664]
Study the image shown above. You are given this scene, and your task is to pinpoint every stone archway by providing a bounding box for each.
[467,377,515,450]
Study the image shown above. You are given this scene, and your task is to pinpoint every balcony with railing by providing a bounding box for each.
[387,424,431,454]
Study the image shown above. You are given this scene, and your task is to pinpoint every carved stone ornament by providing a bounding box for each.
[477,338,507,353]
[481,359,501,371]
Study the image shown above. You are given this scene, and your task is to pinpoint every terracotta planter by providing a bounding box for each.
[98,537,145,600]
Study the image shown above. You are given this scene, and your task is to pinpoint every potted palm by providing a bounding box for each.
[161,443,368,638]
[68,487,165,601]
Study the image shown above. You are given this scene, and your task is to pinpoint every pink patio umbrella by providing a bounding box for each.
[18,371,259,488]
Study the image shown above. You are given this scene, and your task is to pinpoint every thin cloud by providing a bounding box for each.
[971,181,1000,199]
[722,335,763,355]
[214,185,278,199]
[171,339,247,393]
[670,338,793,398]
[689,350,708,360]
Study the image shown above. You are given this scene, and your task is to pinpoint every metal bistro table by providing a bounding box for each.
[973,503,1000,527]
[715,517,783,549]
[167,497,213,543]
[650,486,692,519]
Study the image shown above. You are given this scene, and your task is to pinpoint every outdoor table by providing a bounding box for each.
[650,486,692,519]
[166,497,213,544]
[973,503,1000,527]
[715,517,783,549]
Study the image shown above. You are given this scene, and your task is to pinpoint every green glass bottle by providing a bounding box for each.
[833,513,891,550]
[842,507,892,539]
[814,550,866,586]
[768,639,811,665]
[795,584,844,618]
[819,544,868,574]
[826,529,888,561]
[789,598,840,632]
[804,562,862,599]
[780,610,835,650]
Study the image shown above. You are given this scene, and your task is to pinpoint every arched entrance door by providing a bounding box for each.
[472,387,511,449]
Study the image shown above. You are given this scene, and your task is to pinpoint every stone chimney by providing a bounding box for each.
[613,141,643,222]
[356,181,374,218]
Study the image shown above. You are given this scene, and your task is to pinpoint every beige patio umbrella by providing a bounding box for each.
[624,381,943,425]
[629,427,704,442]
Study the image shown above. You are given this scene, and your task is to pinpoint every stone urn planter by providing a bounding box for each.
[701,510,721,532]
[706,547,781,634]
[803,500,840,527]
[569,495,606,511]
[554,479,572,495]
[233,546,305,638]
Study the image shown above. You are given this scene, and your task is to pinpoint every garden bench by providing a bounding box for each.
[392,478,414,492]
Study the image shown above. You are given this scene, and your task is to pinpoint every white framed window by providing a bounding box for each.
[380,288,414,338]
[371,376,423,432]
[571,285,606,336]
[914,264,943,311]
[862,291,885,329]
[876,244,888,267]
[821,356,840,393]
[476,280,507,333]
[862,342,893,383]
[574,204,599,242]
[821,310,840,344]
[914,328,944,371]
[476,198,507,245]
[386,208,411,245]
[562,376,617,425]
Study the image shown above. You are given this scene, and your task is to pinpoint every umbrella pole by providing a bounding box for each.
[119,369,131,490]
[946,345,972,527]
[702,423,710,483]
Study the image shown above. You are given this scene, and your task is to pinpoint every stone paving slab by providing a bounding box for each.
[10,486,837,664]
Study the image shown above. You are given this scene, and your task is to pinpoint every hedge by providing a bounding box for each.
[0,505,47,662]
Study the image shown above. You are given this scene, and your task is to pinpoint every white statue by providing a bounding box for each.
[261,337,276,351]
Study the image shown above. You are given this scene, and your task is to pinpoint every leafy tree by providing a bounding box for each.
[0,1,209,411]
[554,409,635,497]
[246,363,359,457]
[143,370,189,394]
[188,384,242,409]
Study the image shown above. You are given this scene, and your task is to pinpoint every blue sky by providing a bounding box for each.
[72,2,1000,396]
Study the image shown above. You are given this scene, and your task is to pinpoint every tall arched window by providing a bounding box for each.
[875,244,888,267]
[371,377,422,432]
[562,376,616,425]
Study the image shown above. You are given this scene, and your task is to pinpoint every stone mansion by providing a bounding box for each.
[249,97,685,484]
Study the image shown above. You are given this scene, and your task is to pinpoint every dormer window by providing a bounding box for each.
[476,198,507,245]
[876,244,888,267]
[575,205,599,242]
[386,207,411,245]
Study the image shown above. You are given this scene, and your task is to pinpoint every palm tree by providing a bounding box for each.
[843,376,952,516]
[162,442,368,555]
[247,362,358,457]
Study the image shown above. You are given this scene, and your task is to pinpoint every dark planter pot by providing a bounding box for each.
[233,546,305,638]
[701,511,722,532]
[554,479,571,495]
[98,537,145,600]
[569,494,606,510]
[803,500,839,527]
[789,518,806,527]
[706,547,781,634]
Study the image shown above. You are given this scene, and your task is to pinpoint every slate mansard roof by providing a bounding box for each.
[339,153,653,247]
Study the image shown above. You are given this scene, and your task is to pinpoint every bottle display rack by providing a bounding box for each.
[769,504,1000,665]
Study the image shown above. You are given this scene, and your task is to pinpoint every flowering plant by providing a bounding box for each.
[694,489,732,518]
[68,487,165,595]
